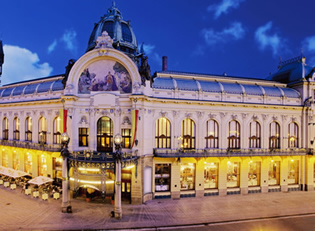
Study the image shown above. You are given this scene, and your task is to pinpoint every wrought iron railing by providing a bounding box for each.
[0,139,62,152]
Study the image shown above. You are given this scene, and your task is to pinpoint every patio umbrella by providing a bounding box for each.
[6,169,30,178]
[28,176,54,185]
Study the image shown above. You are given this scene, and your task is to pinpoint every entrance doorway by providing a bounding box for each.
[121,169,131,202]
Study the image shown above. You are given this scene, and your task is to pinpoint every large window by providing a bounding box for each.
[181,118,195,150]
[249,121,261,148]
[204,162,218,189]
[2,117,8,140]
[97,117,113,152]
[38,154,47,176]
[180,163,195,190]
[288,122,299,148]
[25,117,32,142]
[205,120,219,148]
[228,120,240,149]
[268,161,280,185]
[24,152,32,174]
[227,162,240,188]
[79,128,89,147]
[13,151,20,170]
[13,117,20,141]
[248,161,261,186]
[2,151,8,167]
[155,118,171,148]
[53,117,61,144]
[288,160,299,184]
[38,117,47,144]
[155,164,171,192]
[122,129,131,148]
[269,122,280,149]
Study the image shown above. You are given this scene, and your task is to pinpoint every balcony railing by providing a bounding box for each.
[0,139,62,152]
[153,148,308,157]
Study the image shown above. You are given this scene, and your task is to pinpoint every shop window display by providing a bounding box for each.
[288,160,299,184]
[155,164,171,191]
[180,163,195,190]
[248,161,261,186]
[204,162,218,189]
[227,162,240,188]
[268,161,280,185]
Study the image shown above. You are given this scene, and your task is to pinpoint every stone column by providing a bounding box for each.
[114,160,122,219]
[61,157,71,213]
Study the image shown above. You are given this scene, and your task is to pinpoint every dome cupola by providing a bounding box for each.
[87,2,139,63]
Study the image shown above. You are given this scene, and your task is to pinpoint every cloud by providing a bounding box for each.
[61,29,78,53]
[202,22,245,46]
[140,43,161,65]
[47,39,58,54]
[2,45,53,85]
[303,36,315,52]
[255,21,282,56]
[142,44,155,55]
[208,0,245,19]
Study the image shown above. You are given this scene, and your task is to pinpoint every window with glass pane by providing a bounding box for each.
[269,122,280,149]
[24,153,32,174]
[288,123,299,148]
[228,120,240,149]
[53,117,61,144]
[13,117,20,141]
[38,154,47,176]
[13,151,20,170]
[268,161,280,185]
[25,117,32,141]
[180,163,195,190]
[38,117,47,144]
[79,128,89,147]
[204,162,218,189]
[155,117,171,148]
[155,164,171,191]
[248,161,261,186]
[181,118,195,149]
[249,121,261,148]
[97,117,113,152]
[288,160,299,184]
[122,129,131,148]
[2,151,8,167]
[227,162,240,187]
[205,120,219,148]
[2,117,8,140]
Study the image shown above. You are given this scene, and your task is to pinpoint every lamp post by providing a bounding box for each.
[61,132,72,213]
[114,134,123,219]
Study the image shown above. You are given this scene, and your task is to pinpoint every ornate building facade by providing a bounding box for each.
[1,3,315,204]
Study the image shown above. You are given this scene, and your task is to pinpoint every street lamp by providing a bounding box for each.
[114,133,122,219]
[61,132,72,213]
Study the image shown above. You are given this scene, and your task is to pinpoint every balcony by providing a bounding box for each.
[153,148,308,158]
[0,139,62,152]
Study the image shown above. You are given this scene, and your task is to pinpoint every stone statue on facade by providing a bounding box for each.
[139,56,151,86]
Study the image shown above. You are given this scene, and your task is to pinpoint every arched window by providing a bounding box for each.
[155,117,171,148]
[181,118,195,150]
[228,120,240,149]
[25,117,32,141]
[13,117,20,141]
[288,122,299,148]
[269,122,280,149]
[97,117,113,152]
[2,117,8,140]
[205,120,219,148]
[38,117,47,144]
[249,121,261,148]
[53,117,61,144]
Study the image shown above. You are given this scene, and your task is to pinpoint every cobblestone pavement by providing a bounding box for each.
[1,185,315,230]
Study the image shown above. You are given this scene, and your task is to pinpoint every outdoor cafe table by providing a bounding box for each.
[10,184,16,190]
[53,192,60,199]
[4,182,9,187]
[33,191,39,198]
[0,179,3,185]
[25,188,31,195]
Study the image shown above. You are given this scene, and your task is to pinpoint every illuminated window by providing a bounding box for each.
[249,121,261,148]
[13,117,20,141]
[248,161,261,186]
[79,128,89,147]
[204,162,218,189]
[97,117,113,152]
[180,163,195,190]
[122,129,131,148]
[25,117,32,142]
[2,151,8,167]
[268,161,280,185]
[38,154,47,176]
[227,162,240,188]
[2,117,8,140]
[181,118,195,150]
[155,117,171,148]
[155,164,171,192]
[38,117,47,144]
[288,160,299,184]
[269,122,280,149]
[288,122,299,148]
[53,117,61,144]
[24,152,32,175]
[205,120,219,148]
[228,120,240,149]
[13,151,20,170]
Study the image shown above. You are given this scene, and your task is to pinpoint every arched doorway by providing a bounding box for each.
[97,117,113,152]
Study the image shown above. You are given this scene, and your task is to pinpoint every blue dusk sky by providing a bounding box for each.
[1,0,315,85]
